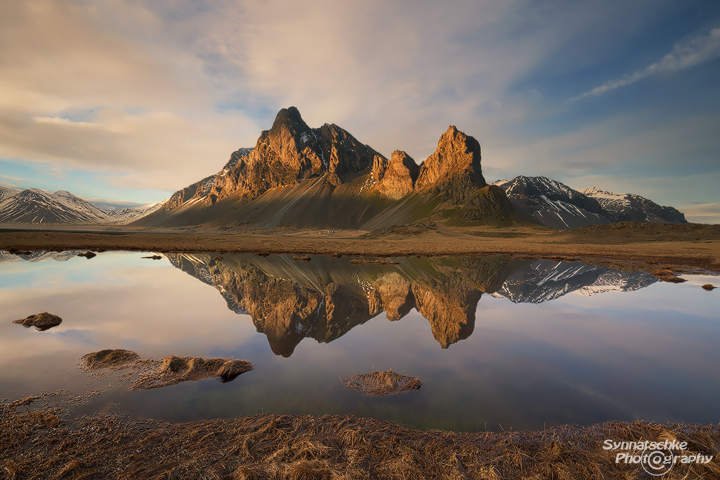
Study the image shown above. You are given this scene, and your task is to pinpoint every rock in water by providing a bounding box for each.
[13,312,63,331]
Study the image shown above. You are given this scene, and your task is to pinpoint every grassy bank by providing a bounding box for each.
[1,222,720,273]
[2,401,719,479]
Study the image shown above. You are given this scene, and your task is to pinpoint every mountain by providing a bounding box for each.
[491,258,658,304]
[1,107,689,230]
[162,252,657,356]
[103,201,165,224]
[494,176,686,229]
[0,188,108,224]
[165,252,507,356]
[136,107,515,229]
[0,185,21,203]
[0,250,87,263]
[0,187,164,225]
[580,187,687,224]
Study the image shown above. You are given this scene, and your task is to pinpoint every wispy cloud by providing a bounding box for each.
[1,174,24,182]
[573,27,720,101]
[681,203,720,225]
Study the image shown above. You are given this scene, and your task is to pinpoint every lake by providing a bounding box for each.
[1,250,718,432]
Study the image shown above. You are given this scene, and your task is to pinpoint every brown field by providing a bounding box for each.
[2,221,720,273]
[2,400,720,480]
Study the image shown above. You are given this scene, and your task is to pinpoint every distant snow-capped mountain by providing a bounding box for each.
[0,185,21,203]
[0,187,164,225]
[0,250,87,263]
[493,176,686,229]
[0,188,107,224]
[491,258,658,304]
[580,187,687,224]
[103,201,165,223]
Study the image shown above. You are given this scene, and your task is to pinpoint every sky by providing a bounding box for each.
[0,0,719,222]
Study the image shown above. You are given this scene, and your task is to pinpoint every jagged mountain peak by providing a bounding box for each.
[271,106,306,130]
[138,110,518,228]
[372,150,420,200]
[415,125,485,191]
[580,186,621,198]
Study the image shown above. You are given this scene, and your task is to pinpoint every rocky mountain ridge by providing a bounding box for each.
[138,107,512,229]
[494,176,686,229]
[0,107,691,229]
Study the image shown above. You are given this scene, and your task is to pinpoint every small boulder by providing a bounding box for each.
[13,312,63,331]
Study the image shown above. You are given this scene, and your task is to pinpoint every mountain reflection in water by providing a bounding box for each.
[166,253,657,357]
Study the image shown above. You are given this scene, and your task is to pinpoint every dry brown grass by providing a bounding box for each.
[2,401,719,480]
[651,269,688,283]
[80,349,140,370]
[343,370,422,396]
[78,349,253,390]
[12,312,63,331]
[349,258,400,265]
[131,356,254,389]
[702,283,716,291]
[2,222,720,273]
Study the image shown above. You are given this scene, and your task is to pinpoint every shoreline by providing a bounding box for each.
[2,222,720,274]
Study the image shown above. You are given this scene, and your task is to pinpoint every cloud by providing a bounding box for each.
[1,175,24,182]
[1,0,718,211]
[0,1,260,191]
[680,203,720,225]
[573,27,720,100]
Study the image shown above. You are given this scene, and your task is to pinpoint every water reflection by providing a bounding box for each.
[1,249,718,431]
[166,253,657,356]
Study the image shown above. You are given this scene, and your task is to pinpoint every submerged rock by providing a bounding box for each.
[13,312,62,331]
[343,369,421,396]
[78,350,253,390]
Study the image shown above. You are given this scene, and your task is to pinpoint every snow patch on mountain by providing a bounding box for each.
[493,259,658,304]
[0,187,166,225]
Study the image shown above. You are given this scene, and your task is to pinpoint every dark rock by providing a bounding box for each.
[13,312,63,331]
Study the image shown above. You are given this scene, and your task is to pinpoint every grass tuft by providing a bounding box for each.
[343,370,422,396]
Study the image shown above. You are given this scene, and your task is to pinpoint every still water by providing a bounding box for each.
[1,250,718,432]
